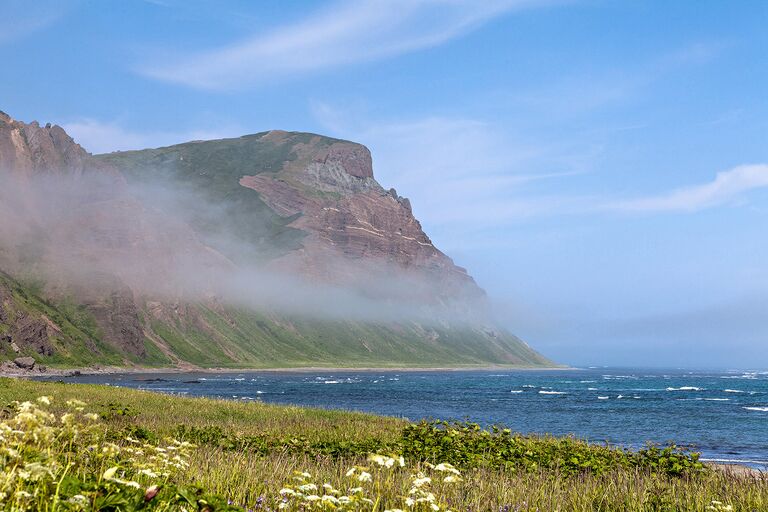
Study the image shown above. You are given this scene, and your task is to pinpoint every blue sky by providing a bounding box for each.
[1,0,766,368]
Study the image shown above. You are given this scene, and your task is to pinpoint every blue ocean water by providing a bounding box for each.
[56,368,768,468]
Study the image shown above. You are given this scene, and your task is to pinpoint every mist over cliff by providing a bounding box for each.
[0,111,552,368]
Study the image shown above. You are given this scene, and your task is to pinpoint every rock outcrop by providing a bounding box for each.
[0,110,91,175]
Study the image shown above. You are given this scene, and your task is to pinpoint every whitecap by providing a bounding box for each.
[539,390,566,395]
[580,380,596,383]
[324,380,341,384]
[744,407,768,412]
[724,389,745,393]
[510,390,524,394]
[597,396,609,400]
[587,387,598,391]
[522,385,535,388]
[666,386,702,391]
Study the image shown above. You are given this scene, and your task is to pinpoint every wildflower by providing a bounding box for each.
[103,466,119,480]
[368,453,396,467]
[434,463,460,475]
[36,396,51,406]
[144,485,160,502]
[357,471,373,482]
[443,475,463,483]
[345,467,357,477]
[411,475,431,488]
[66,399,87,408]
[279,488,297,496]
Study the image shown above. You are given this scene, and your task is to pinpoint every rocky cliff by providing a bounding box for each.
[0,111,553,368]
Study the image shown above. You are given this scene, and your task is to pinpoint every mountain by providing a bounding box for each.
[0,111,553,368]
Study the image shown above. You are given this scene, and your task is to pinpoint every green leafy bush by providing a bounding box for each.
[399,421,706,477]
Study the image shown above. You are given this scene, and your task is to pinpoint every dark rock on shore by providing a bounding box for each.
[13,356,35,369]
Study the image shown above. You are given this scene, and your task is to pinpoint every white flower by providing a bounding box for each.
[36,396,51,406]
[345,467,357,477]
[139,469,159,478]
[443,475,462,483]
[411,476,431,488]
[357,471,372,482]
[279,488,297,496]
[434,463,460,475]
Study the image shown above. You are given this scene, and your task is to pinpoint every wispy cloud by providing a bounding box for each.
[0,0,70,45]
[62,119,242,154]
[139,0,549,90]
[311,102,594,230]
[608,164,768,213]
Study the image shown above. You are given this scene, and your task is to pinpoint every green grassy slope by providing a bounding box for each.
[97,132,315,262]
[142,303,552,368]
[0,271,168,367]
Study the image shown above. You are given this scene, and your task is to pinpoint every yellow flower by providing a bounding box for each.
[103,466,119,480]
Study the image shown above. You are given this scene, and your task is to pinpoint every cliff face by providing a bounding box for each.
[236,131,482,304]
[0,111,553,368]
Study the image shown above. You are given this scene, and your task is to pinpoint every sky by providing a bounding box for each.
[1,0,766,368]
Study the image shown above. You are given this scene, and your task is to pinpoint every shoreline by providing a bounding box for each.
[0,364,574,378]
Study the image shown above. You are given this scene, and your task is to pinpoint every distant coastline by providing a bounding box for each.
[1,363,573,378]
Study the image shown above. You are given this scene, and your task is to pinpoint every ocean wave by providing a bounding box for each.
[510,390,524,394]
[666,386,702,391]
[743,407,768,412]
[597,396,609,400]
[587,387,598,391]
[723,389,745,393]
[702,458,768,465]
[539,390,566,395]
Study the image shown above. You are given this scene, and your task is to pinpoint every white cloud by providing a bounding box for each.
[62,119,241,154]
[608,164,768,213]
[139,0,547,89]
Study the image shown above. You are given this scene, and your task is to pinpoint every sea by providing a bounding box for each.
[53,368,768,469]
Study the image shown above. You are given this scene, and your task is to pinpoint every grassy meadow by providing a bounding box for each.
[0,378,765,511]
